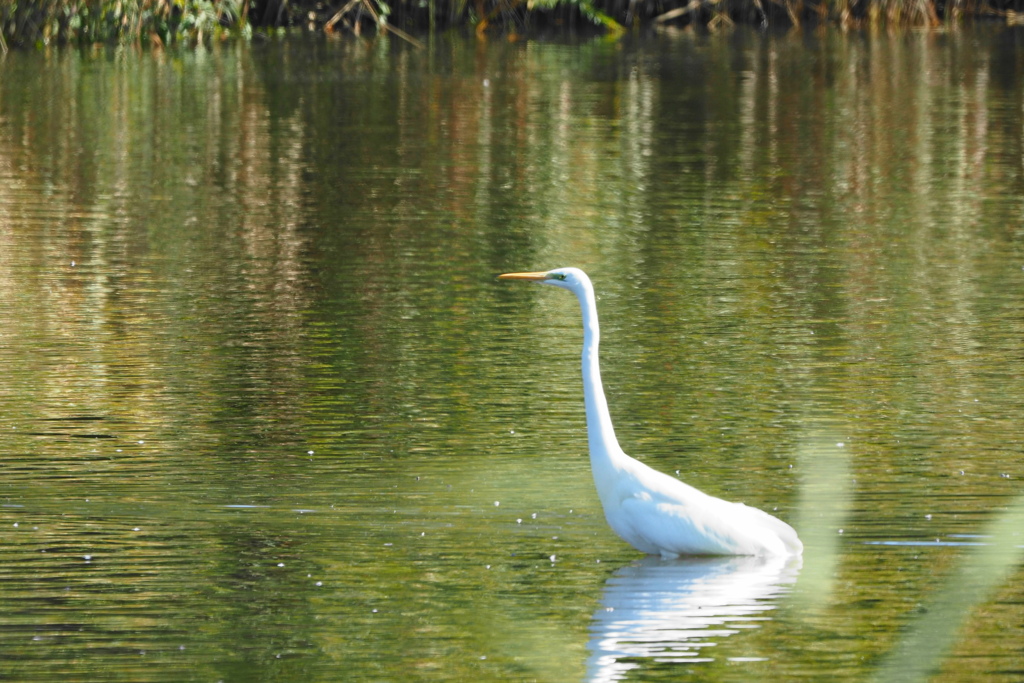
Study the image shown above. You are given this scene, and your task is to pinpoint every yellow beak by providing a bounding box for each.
[498,271,549,281]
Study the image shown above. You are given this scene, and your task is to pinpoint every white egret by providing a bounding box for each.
[499,268,802,558]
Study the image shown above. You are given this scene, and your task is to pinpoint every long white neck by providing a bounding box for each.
[574,280,625,468]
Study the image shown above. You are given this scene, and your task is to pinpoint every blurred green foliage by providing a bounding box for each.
[0,0,250,46]
[0,0,1018,48]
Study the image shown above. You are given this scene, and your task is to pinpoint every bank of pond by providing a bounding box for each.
[1,0,1022,51]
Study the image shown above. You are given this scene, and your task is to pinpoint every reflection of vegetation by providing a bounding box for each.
[0,28,1023,680]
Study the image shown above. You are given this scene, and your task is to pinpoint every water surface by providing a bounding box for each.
[0,28,1022,681]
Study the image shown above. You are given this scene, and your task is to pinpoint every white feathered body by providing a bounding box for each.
[590,444,803,557]
[501,267,802,558]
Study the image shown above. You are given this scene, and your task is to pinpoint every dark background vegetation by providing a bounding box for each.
[2,0,1024,50]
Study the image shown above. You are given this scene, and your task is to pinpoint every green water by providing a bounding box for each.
[0,29,1022,682]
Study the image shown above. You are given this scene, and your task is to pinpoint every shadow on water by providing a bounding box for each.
[586,554,801,681]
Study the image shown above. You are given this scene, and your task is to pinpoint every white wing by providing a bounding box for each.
[606,460,801,557]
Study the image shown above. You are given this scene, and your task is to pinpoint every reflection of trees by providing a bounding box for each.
[449,30,1024,679]
[0,47,314,456]
[0,48,322,675]
[0,30,1022,680]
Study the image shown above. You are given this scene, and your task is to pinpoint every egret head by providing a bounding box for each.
[498,267,591,292]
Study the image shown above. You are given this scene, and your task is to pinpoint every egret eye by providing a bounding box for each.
[548,272,567,281]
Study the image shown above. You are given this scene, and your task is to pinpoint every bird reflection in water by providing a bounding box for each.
[587,554,801,682]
